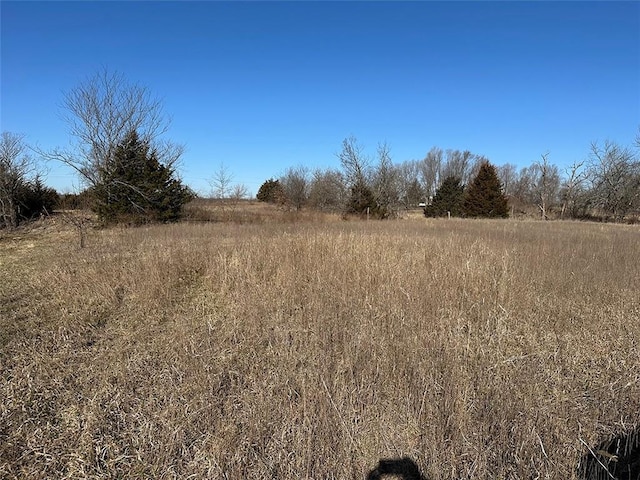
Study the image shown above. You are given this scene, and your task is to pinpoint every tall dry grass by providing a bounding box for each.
[1,217,639,479]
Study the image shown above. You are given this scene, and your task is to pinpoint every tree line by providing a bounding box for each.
[2,68,638,229]
[0,132,58,229]
[257,134,640,222]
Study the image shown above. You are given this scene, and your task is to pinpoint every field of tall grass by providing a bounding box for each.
[1,211,639,479]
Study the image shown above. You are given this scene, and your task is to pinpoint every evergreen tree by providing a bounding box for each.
[256,178,286,204]
[463,161,509,218]
[93,130,192,224]
[18,176,58,219]
[347,179,379,217]
[424,175,464,217]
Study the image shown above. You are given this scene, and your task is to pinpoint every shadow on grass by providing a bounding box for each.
[366,457,427,480]
[577,427,640,480]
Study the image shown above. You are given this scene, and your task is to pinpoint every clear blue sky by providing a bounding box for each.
[2,1,639,195]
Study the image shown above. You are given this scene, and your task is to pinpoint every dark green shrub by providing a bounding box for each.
[256,178,286,204]
[92,130,193,224]
[424,176,464,217]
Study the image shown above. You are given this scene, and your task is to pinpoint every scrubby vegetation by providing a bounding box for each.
[1,213,638,478]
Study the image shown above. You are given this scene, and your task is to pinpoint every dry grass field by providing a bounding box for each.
[1,208,639,479]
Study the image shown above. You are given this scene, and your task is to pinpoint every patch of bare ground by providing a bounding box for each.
[1,216,639,478]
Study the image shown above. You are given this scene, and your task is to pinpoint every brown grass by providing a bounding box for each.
[1,215,639,479]
[182,198,338,225]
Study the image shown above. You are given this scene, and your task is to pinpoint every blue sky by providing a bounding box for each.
[2,1,639,195]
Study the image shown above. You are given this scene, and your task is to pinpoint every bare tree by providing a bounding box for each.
[338,136,370,187]
[60,212,93,249]
[280,166,309,211]
[442,149,474,186]
[560,161,587,219]
[308,168,347,212]
[531,153,561,220]
[497,163,519,197]
[209,164,250,217]
[508,157,560,219]
[419,147,443,200]
[209,162,234,200]
[42,69,183,187]
[372,142,399,217]
[0,132,36,228]
[224,183,249,214]
[338,136,378,216]
[511,166,538,204]
[230,183,248,202]
[586,140,640,220]
[396,160,424,208]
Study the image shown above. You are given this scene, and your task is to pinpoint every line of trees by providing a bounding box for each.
[499,139,640,221]
[3,67,638,228]
[257,133,640,222]
[0,132,58,229]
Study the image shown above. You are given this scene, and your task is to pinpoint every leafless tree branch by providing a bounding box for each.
[41,68,183,188]
[0,132,37,228]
